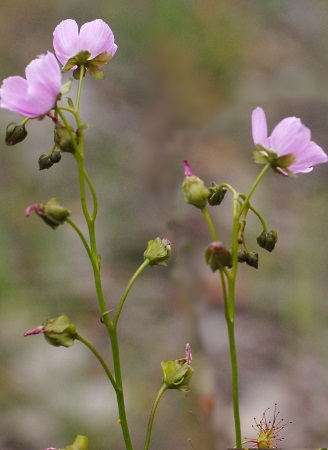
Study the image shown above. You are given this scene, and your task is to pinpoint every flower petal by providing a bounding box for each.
[252,107,268,147]
[270,117,308,156]
[0,52,61,118]
[288,141,328,173]
[79,19,117,60]
[53,19,80,65]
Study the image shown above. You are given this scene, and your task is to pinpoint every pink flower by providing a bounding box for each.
[0,52,61,118]
[252,107,328,174]
[53,19,117,69]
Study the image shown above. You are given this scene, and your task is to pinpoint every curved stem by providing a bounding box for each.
[143,383,168,450]
[66,218,93,261]
[201,207,218,241]
[114,259,150,327]
[76,333,118,393]
[83,167,98,221]
[238,163,271,219]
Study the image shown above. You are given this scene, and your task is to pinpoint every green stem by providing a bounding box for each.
[201,207,218,241]
[76,333,118,393]
[76,65,85,111]
[238,163,271,219]
[143,383,168,450]
[66,218,93,261]
[108,324,134,450]
[114,259,150,327]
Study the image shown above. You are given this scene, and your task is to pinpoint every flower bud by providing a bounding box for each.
[208,182,227,206]
[237,249,248,263]
[25,198,70,229]
[50,149,62,164]
[256,230,278,252]
[38,154,54,170]
[54,121,76,153]
[63,434,89,450]
[246,251,258,269]
[182,160,210,209]
[205,241,232,272]
[161,359,194,393]
[144,237,171,266]
[5,122,28,145]
[43,314,77,348]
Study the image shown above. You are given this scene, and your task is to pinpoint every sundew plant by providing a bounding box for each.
[1,17,327,450]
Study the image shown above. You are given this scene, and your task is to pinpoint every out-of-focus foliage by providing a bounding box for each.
[1,1,328,449]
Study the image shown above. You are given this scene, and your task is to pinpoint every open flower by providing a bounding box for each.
[53,19,117,79]
[0,52,61,118]
[252,107,328,175]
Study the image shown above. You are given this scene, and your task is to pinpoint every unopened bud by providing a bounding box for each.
[43,314,77,348]
[25,198,70,229]
[246,251,258,269]
[182,160,210,209]
[54,121,76,153]
[205,241,232,271]
[50,149,62,164]
[62,435,89,450]
[144,237,171,266]
[256,230,278,252]
[5,122,28,145]
[38,154,54,170]
[208,182,227,206]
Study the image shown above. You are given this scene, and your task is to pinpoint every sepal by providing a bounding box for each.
[144,237,171,266]
[5,122,28,145]
[161,359,194,393]
[256,230,278,252]
[205,241,232,271]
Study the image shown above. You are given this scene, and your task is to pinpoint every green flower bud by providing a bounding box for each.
[43,314,77,348]
[205,241,232,272]
[62,435,89,450]
[246,251,258,269]
[256,230,278,252]
[38,154,54,170]
[5,122,28,145]
[208,182,227,206]
[54,121,76,153]
[237,249,248,263]
[161,359,194,393]
[25,198,70,229]
[182,160,210,209]
[144,237,171,266]
[50,149,62,164]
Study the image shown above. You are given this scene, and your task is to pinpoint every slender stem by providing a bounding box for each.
[108,324,134,450]
[225,300,242,448]
[76,333,118,393]
[238,163,271,219]
[59,77,134,449]
[76,65,85,111]
[143,383,168,450]
[114,259,150,327]
[66,218,93,261]
[83,167,98,221]
[201,207,218,241]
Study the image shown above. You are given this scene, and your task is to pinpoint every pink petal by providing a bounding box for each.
[53,19,80,65]
[252,107,268,147]
[0,76,29,114]
[0,53,61,118]
[270,117,307,156]
[289,141,328,173]
[79,19,117,59]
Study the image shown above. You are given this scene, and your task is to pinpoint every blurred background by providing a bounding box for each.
[1,1,328,449]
